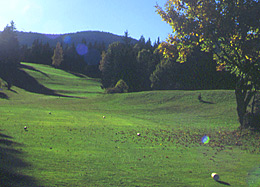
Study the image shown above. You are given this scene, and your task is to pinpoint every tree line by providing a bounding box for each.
[20,37,106,77]
[0,21,107,79]
[0,21,236,93]
[99,32,235,92]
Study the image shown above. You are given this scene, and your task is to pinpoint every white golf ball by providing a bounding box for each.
[137,133,140,136]
[211,173,219,181]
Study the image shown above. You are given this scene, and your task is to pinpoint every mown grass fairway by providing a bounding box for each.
[1,63,260,186]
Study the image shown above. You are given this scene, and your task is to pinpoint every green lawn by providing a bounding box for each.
[0,62,260,186]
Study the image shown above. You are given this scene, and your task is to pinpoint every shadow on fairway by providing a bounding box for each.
[217,180,231,185]
[20,64,50,78]
[199,99,215,104]
[0,131,39,187]
[0,92,9,99]
[0,63,84,99]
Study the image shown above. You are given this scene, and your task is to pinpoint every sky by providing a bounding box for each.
[0,0,173,42]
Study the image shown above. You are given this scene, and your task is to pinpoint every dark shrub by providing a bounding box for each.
[105,79,129,94]
[115,79,128,93]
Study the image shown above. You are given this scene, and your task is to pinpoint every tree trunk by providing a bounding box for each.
[235,79,255,128]
[235,88,247,127]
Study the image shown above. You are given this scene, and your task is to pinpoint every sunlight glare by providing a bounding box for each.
[0,0,24,29]
[22,1,43,24]
[22,4,31,15]
[0,0,43,31]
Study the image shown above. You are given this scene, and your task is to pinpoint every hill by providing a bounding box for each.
[15,31,138,48]
[0,63,260,186]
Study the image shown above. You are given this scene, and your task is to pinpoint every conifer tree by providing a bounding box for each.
[0,21,19,65]
[52,42,63,67]
[123,31,131,45]
[0,21,20,90]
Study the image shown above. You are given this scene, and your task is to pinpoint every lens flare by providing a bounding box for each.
[201,135,210,144]
[63,35,71,44]
[76,44,88,55]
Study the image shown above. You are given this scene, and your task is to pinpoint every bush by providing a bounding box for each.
[115,79,129,93]
[105,79,129,94]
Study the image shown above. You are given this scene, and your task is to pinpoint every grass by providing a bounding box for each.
[21,62,102,97]
[1,62,260,186]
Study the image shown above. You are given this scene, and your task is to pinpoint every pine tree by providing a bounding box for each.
[30,39,42,63]
[123,31,131,45]
[0,21,20,90]
[0,21,19,64]
[52,42,63,67]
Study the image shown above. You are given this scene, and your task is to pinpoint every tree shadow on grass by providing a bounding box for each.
[0,92,9,99]
[20,64,50,78]
[198,94,215,104]
[65,70,87,78]
[216,180,231,185]
[0,63,84,99]
[199,99,215,104]
[0,131,39,187]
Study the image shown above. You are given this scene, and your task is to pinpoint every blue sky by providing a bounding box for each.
[0,0,172,42]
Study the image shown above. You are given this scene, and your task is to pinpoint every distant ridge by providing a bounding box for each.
[14,31,138,48]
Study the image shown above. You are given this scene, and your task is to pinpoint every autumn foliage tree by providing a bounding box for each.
[52,42,63,67]
[156,0,260,128]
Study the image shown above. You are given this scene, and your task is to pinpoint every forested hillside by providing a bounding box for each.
[15,31,137,48]
[10,31,136,77]
[1,21,236,93]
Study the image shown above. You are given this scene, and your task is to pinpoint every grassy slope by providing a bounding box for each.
[0,62,260,186]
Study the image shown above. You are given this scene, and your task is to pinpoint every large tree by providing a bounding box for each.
[0,21,20,65]
[0,21,20,90]
[156,0,260,128]
[99,42,138,91]
[136,49,154,91]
